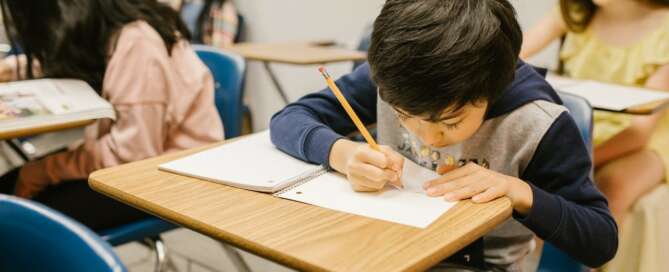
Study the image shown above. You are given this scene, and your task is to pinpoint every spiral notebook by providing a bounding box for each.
[159,131,456,228]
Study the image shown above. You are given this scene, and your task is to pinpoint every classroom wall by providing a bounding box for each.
[235,0,560,132]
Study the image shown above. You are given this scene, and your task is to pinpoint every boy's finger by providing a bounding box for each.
[379,146,405,172]
[356,147,389,169]
[351,183,378,192]
[350,174,385,190]
[424,164,478,189]
[472,186,503,203]
[350,163,398,183]
[426,175,478,196]
[443,181,490,201]
[437,164,457,175]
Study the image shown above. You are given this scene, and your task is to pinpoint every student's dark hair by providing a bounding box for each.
[0,0,190,92]
[369,0,522,120]
[560,0,669,32]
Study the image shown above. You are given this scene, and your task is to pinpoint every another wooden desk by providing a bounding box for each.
[0,119,93,140]
[228,42,367,65]
[228,41,367,104]
[89,143,512,272]
[624,98,669,115]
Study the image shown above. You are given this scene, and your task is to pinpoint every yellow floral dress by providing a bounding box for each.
[559,15,669,272]
[561,17,669,182]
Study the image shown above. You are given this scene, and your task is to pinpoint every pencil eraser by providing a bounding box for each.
[318,66,326,74]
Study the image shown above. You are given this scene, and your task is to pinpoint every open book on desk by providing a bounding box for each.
[159,131,456,228]
[546,74,669,112]
[0,79,115,135]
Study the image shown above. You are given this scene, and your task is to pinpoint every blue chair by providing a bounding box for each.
[97,218,176,272]
[194,44,247,138]
[0,194,126,272]
[537,91,592,272]
[193,45,251,272]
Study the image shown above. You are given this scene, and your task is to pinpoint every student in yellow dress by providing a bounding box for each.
[522,0,669,227]
[522,0,669,269]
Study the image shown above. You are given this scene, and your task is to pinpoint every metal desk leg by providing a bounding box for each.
[220,242,251,272]
[5,140,30,162]
[262,62,290,105]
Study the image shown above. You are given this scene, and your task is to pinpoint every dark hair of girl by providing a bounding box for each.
[560,0,669,32]
[1,0,191,91]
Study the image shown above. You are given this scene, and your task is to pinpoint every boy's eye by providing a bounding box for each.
[443,121,461,130]
[396,113,410,121]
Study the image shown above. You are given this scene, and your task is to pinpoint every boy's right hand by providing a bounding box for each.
[329,139,404,192]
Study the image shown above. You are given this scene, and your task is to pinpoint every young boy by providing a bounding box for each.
[270,0,618,270]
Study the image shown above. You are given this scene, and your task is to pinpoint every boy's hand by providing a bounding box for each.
[424,163,534,215]
[330,139,404,192]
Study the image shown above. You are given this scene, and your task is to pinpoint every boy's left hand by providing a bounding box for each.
[424,163,533,215]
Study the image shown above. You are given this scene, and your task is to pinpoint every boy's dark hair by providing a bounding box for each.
[369,0,522,120]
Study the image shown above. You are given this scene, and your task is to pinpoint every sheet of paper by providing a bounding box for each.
[547,77,669,111]
[159,131,322,192]
[278,158,455,228]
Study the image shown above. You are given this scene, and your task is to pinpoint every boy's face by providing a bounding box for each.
[394,101,488,148]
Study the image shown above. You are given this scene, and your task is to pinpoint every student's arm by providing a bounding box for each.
[594,64,669,167]
[519,112,618,267]
[519,10,567,60]
[270,63,378,166]
[14,42,171,197]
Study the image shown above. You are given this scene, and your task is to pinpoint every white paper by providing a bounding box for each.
[162,131,456,228]
[546,76,669,111]
[159,131,322,192]
[278,159,455,228]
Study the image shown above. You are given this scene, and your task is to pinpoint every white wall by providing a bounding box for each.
[235,0,559,132]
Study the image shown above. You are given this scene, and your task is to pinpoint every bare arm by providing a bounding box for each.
[520,10,567,60]
[594,64,669,167]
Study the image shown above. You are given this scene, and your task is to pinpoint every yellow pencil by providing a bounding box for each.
[318,67,380,151]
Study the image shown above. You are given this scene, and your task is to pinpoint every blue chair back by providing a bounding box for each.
[98,218,175,246]
[557,91,593,153]
[0,194,126,272]
[193,45,246,138]
[537,92,592,272]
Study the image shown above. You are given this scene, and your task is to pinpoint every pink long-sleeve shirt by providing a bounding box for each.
[36,21,224,183]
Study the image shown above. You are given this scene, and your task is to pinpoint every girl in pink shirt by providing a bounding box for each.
[0,0,223,230]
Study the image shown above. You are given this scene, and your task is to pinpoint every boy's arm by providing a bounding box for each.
[270,63,378,166]
[518,112,618,267]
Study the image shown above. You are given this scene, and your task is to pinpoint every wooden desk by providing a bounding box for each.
[228,41,367,104]
[623,98,669,115]
[228,42,367,65]
[0,119,93,140]
[89,142,512,272]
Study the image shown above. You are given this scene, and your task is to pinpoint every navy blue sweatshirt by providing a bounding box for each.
[270,62,618,268]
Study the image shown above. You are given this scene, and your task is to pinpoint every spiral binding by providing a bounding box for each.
[273,165,328,196]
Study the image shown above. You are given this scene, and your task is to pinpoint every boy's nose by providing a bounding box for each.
[417,123,443,146]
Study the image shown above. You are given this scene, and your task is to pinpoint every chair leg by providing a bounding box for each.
[144,237,169,272]
[220,243,251,272]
